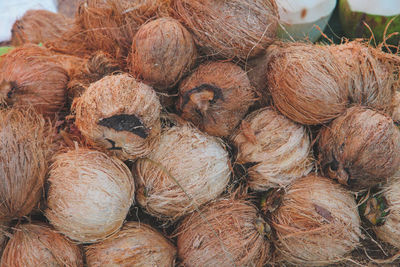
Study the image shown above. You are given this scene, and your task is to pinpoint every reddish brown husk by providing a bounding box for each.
[0,223,83,267]
[170,0,278,60]
[85,222,177,267]
[130,17,197,91]
[0,45,68,118]
[177,198,271,267]
[177,61,257,137]
[318,106,400,191]
[392,91,400,123]
[246,52,271,105]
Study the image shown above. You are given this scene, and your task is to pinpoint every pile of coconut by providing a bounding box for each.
[1,0,400,266]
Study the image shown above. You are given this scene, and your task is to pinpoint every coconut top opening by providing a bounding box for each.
[347,0,400,16]
[277,0,336,24]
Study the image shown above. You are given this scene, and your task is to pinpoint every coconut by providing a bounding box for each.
[73,73,161,161]
[318,106,400,191]
[85,221,176,266]
[266,42,348,125]
[177,61,257,137]
[10,10,73,46]
[271,174,361,266]
[130,17,197,91]
[0,108,54,221]
[0,44,68,117]
[171,0,278,60]
[58,0,84,18]
[45,147,135,243]
[231,107,313,190]
[177,198,270,267]
[134,124,231,220]
[0,223,83,267]
[392,91,400,123]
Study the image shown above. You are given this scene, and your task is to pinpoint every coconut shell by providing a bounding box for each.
[0,223,83,267]
[134,124,231,220]
[266,42,349,125]
[130,17,197,91]
[177,61,257,137]
[0,44,68,118]
[171,0,278,60]
[0,108,54,221]
[45,147,135,243]
[318,106,400,191]
[231,107,313,190]
[73,73,161,161]
[392,91,400,123]
[85,222,176,267]
[177,198,270,267]
[271,175,361,266]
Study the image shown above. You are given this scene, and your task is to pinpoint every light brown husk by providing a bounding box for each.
[0,223,83,267]
[85,221,176,267]
[271,175,361,266]
[392,91,400,123]
[45,147,135,243]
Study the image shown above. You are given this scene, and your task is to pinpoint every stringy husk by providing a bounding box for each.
[170,0,278,60]
[177,61,257,137]
[10,10,73,46]
[134,124,231,221]
[0,222,9,257]
[177,198,271,267]
[271,175,362,266]
[85,221,177,266]
[318,106,400,191]
[231,107,313,190]
[392,91,400,123]
[0,108,54,221]
[73,73,161,161]
[45,147,135,243]
[266,42,349,125]
[0,44,68,118]
[0,223,83,267]
[246,52,271,105]
[130,17,197,91]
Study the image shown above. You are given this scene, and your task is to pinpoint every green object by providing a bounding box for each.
[0,46,13,56]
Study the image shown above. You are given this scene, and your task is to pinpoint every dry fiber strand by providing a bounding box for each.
[392,91,400,122]
[271,175,361,266]
[85,221,177,267]
[45,147,135,243]
[0,222,9,256]
[231,107,313,190]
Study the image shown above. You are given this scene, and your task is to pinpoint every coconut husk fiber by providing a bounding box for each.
[271,175,362,266]
[170,0,278,60]
[392,91,400,123]
[318,106,400,191]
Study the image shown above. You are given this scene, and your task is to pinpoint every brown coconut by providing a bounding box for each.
[11,10,73,46]
[177,61,257,137]
[0,44,68,117]
[73,73,161,161]
[392,91,400,123]
[0,223,83,267]
[271,175,361,266]
[0,108,54,221]
[266,42,349,125]
[130,17,197,91]
[45,147,135,243]
[177,198,271,267]
[318,106,400,191]
[134,124,231,220]
[0,222,9,255]
[246,52,271,105]
[171,0,278,60]
[85,222,176,267]
[231,107,313,190]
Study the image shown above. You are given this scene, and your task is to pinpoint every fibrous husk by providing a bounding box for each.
[57,0,84,18]
[73,73,161,161]
[177,198,271,267]
[134,124,231,220]
[0,108,54,221]
[85,221,177,267]
[246,52,271,105]
[231,107,313,190]
[0,223,83,267]
[271,175,361,266]
[266,42,349,125]
[130,17,197,91]
[0,222,9,256]
[318,106,400,191]
[0,44,68,118]
[392,91,400,122]
[177,61,257,137]
[45,147,135,243]
[170,0,278,60]
[10,10,73,46]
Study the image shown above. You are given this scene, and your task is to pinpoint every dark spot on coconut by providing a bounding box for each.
[301,8,307,19]
[6,82,18,99]
[314,204,334,222]
[98,114,149,138]
[243,161,258,169]
[181,83,224,110]
[105,138,122,151]
[329,157,339,172]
